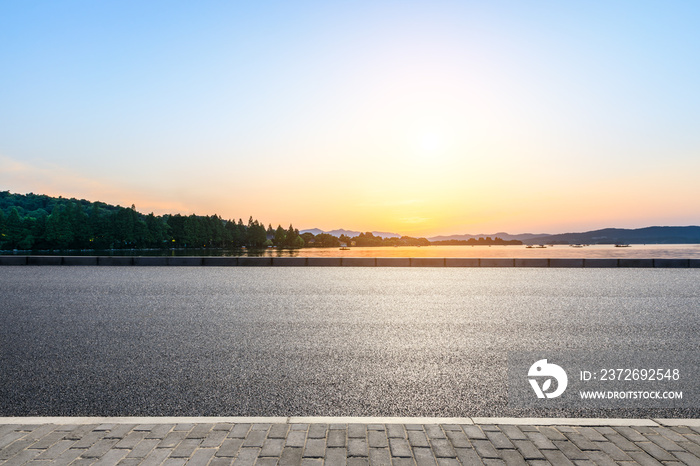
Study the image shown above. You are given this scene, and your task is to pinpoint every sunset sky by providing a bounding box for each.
[1,1,699,236]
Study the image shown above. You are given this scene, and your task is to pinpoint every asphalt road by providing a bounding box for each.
[1,267,698,418]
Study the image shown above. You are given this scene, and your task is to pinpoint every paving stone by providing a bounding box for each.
[92,447,129,465]
[408,430,430,448]
[158,431,188,449]
[485,431,514,450]
[405,424,424,431]
[538,427,567,441]
[187,448,216,466]
[214,423,234,432]
[425,425,446,439]
[230,424,252,439]
[50,446,86,466]
[285,431,307,448]
[680,441,700,457]
[243,430,267,448]
[268,424,290,439]
[499,449,527,466]
[461,425,487,440]
[552,440,587,460]
[65,424,100,440]
[301,458,323,466]
[210,457,234,466]
[563,432,597,451]
[308,424,328,439]
[390,458,415,466]
[23,424,58,441]
[470,440,500,459]
[70,430,108,449]
[174,424,195,432]
[583,450,619,466]
[595,440,633,461]
[441,425,461,432]
[141,447,174,466]
[480,425,500,432]
[233,447,261,466]
[35,439,75,459]
[511,439,545,460]
[444,430,470,448]
[429,438,456,458]
[645,432,684,451]
[126,438,160,458]
[216,438,244,457]
[330,424,347,430]
[498,425,527,441]
[651,426,687,443]
[28,430,66,449]
[200,429,229,448]
[594,427,615,435]
[626,450,665,466]
[346,458,369,466]
[146,424,175,439]
[614,427,646,442]
[114,431,147,449]
[436,458,459,466]
[82,438,121,458]
[348,438,369,457]
[186,424,214,439]
[290,424,309,432]
[368,430,388,448]
[170,438,202,457]
[251,424,271,432]
[96,424,116,431]
[325,447,347,465]
[671,450,700,466]
[368,424,385,431]
[2,448,41,465]
[388,438,412,458]
[134,424,156,431]
[575,427,607,442]
[163,459,187,466]
[254,458,277,466]
[104,425,136,439]
[279,446,304,466]
[541,449,575,466]
[454,448,484,466]
[636,441,676,461]
[303,438,326,458]
[603,433,639,451]
[414,447,438,466]
[482,459,506,466]
[327,429,347,447]
[369,447,392,465]
[258,437,285,457]
[0,438,33,460]
[387,425,406,439]
[348,424,367,438]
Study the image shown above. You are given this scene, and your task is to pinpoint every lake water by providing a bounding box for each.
[20,243,700,258]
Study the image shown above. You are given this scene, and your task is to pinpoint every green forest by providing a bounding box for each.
[0,191,431,251]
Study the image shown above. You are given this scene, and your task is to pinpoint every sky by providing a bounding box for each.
[1,1,699,237]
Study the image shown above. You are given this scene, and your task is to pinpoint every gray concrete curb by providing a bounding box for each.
[3,256,700,267]
[1,417,693,426]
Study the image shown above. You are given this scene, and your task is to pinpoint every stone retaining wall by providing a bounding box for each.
[1,256,700,267]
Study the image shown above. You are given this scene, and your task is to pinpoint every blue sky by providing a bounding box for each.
[1,1,699,235]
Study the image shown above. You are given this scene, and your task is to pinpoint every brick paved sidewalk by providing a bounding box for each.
[2,419,700,466]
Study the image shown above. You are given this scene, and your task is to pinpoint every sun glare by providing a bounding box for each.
[420,132,442,152]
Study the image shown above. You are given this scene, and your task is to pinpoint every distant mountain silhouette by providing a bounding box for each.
[524,226,700,245]
[428,232,549,242]
[300,228,401,239]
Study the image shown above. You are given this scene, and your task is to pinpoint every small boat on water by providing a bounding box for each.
[570,244,584,248]
[614,244,631,248]
[339,247,350,250]
[536,244,547,248]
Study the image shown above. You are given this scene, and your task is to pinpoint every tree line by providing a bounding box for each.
[0,191,303,250]
[0,191,435,251]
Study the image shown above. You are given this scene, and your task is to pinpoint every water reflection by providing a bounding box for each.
[17,244,700,258]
